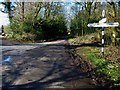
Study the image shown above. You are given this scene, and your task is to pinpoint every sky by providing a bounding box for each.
[0,11,10,27]
[0,0,73,28]
[0,3,10,28]
[0,0,119,28]
[0,0,119,2]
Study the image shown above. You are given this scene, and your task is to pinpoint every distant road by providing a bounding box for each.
[0,35,66,55]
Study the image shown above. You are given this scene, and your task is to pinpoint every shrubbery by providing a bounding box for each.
[5,14,67,42]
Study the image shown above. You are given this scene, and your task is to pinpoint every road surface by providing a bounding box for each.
[1,36,95,89]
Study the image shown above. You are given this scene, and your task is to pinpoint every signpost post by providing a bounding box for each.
[101,9,105,57]
[88,8,119,57]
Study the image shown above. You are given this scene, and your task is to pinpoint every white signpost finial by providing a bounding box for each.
[102,10,105,18]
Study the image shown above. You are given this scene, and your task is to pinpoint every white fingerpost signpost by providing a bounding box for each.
[87,3,119,57]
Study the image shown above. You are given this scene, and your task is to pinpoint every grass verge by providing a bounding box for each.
[68,36,120,87]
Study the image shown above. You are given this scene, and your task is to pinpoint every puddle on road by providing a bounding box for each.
[1,56,13,64]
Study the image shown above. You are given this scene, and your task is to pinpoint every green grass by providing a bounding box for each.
[68,36,120,86]
[87,51,119,81]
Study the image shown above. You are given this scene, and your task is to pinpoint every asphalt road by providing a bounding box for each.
[1,36,95,89]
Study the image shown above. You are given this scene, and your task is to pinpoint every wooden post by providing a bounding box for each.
[101,9,105,57]
[102,27,104,57]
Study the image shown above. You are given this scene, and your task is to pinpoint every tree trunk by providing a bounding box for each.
[34,2,42,19]
[5,0,11,21]
[21,2,24,21]
[85,2,93,16]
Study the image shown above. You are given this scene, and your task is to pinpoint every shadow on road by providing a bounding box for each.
[2,44,95,90]
[2,59,92,90]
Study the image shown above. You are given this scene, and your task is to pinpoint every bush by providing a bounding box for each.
[4,17,36,42]
[5,13,67,42]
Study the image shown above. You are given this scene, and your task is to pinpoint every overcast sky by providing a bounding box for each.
[0,11,10,28]
[0,2,10,28]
